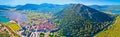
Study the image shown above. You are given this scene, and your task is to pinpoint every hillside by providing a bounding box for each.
[54,4,114,37]
[94,16,120,37]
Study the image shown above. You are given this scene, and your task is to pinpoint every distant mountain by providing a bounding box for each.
[89,5,120,10]
[89,5,108,10]
[54,4,114,37]
[89,5,120,14]
[0,5,12,10]
[16,3,68,13]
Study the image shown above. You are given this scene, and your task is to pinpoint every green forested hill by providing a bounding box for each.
[54,4,114,37]
[95,16,120,37]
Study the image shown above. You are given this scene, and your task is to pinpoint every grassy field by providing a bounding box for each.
[94,16,120,37]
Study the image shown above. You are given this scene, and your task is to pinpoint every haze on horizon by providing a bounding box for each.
[0,0,120,6]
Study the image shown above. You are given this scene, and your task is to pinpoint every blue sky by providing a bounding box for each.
[0,0,120,6]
